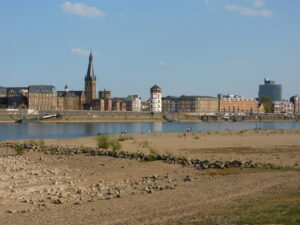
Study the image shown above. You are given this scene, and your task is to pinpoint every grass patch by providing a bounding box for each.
[202,166,300,176]
[14,146,25,155]
[183,187,300,225]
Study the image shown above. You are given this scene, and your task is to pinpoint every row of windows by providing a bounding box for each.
[31,98,55,101]
[30,94,56,97]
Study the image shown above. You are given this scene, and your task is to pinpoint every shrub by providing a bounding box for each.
[14,146,25,155]
[110,139,122,151]
[96,135,110,149]
[149,148,158,156]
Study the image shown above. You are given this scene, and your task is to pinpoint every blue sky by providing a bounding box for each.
[1,0,299,100]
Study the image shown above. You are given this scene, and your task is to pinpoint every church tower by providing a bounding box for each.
[84,51,97,104]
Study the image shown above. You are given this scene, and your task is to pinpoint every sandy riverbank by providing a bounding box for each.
[1,129,300,224]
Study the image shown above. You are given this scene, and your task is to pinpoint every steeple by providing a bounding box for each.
[84,50,97,105]
[85,51,96,81]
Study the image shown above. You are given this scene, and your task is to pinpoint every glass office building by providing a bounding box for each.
[259,78,282,101]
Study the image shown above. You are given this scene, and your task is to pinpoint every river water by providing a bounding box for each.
[0,121,300,140]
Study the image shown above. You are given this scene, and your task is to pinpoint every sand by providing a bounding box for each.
[0,129,300,225]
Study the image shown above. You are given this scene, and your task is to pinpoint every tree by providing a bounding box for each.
[261,96,273,113]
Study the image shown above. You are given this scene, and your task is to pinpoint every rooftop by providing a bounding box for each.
[28,85,56,93]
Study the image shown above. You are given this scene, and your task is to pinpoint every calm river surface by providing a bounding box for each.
[1,121,300,140]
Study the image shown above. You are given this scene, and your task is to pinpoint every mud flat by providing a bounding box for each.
[0,129,300,225]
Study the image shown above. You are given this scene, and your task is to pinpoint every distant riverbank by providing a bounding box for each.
[0,110,299,123]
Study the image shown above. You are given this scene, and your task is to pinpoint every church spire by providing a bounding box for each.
[85,51,96,81]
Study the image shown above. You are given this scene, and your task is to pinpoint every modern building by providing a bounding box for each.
[177,95,218,114]
[218,94,259,114]
[84,52,97,105]
[150,85,162,113]
[290,95,300,114]
[273,101,294,114]
[258,78,282,102]
[28,85,57,110]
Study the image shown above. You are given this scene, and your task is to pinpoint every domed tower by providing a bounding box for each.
[150,84,162,113]
[85,51,97,104]
[64,84,69,92]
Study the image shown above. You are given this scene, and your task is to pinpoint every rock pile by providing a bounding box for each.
[0,152,178,213]
[0,142,260,170]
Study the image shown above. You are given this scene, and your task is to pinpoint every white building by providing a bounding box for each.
[273,101,294,114]
[150,85,162,113]
[123,95,141,112]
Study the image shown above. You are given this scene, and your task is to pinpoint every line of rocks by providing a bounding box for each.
[0,142,260,170]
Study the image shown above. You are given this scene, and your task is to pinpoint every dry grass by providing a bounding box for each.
[180,187,300,225]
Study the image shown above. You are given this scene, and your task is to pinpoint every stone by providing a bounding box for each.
[184,176,192,182]
[52,199,62,204]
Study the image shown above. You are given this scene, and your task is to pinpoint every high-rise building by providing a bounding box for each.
[258,78,282,101]
[84,52,97,105]
[150,85,162,113]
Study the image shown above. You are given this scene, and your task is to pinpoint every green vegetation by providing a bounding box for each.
[202,166,300,176]
[96,135,111,149]
[110,139,122,151]
[143,148,159,161]
[96,135,122,150]
[261,95,273,113]
[182,188,300,225]
[14,146,25,155]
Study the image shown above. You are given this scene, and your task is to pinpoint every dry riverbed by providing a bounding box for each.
[0,129,300,225]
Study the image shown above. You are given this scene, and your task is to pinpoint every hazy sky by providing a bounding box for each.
[1,0,299,100]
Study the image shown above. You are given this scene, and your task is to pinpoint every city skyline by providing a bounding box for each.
[1,0,300,99]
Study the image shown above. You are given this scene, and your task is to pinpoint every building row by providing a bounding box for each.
[162,94,259,114]
[0,85,144,112]
[1,53,299,115]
